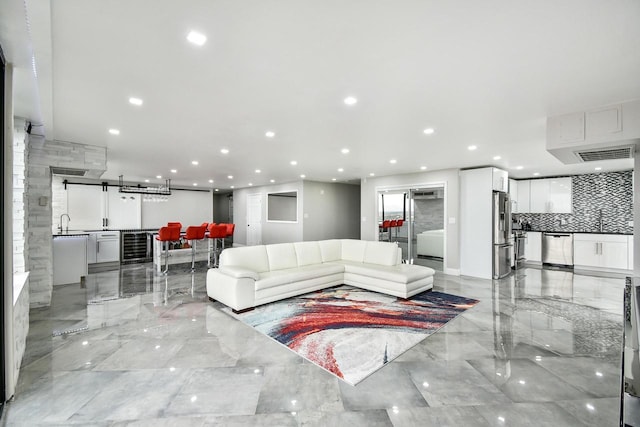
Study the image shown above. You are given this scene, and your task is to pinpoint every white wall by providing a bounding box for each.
[302,181,360,241]
[141,188,213,230]
[360,168,460,273]
[233,182,304,245]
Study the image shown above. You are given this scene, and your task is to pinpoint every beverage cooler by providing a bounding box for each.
[120,230,155,264]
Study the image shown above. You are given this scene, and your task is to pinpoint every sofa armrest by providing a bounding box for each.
[218,266,260,281]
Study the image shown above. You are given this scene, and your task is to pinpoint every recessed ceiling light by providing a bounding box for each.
[369,173,375,177]
[144,179,150,183]
[255,169,261,173]
[193,183,198,186]
[516,165,524,170]
[595,167,602,171]
[533,172,540,176]
[227,175,233,179]
[108,129,120,135]
[170,169,177,173]
[230,186,235,189]
[129,97,143,106]
[191,160,199,166]
[270,179,275,183]
[390,159,397,164]
[220,148,229,154]
[248,183,253,186]
[420,166,427,170]
[341,148,350,154]
[344,96,357,105]
[208,179,214,183]
[338,168,344,172]
[467,145,477,151]
[186,30,207,46]
[290,160,297,166]
[332,178,337,181]
[493,156,501,160]
[423,128,435,135]
[300,174,306,178]
[156,175,162,179]
[214,188,219,192]
[265,131,275,138]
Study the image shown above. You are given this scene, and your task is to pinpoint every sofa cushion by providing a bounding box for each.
[342,261,434,284]
[319,239,342,262]
[220,245,270,273]
[256,263,344,290]
[266,243,298,271]
[341,239,367,263]
[294,241,323,266]
[364,241,399,266]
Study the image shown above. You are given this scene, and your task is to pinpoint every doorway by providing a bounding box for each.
[377,184,445,271]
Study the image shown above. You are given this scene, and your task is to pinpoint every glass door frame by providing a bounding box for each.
[375,181,448,269]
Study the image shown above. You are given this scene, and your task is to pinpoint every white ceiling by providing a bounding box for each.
[3,0,640,189]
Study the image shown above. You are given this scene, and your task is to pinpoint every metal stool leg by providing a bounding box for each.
[163,241,169,274]
[190,240,196,271]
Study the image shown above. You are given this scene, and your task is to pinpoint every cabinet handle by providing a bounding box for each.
[97,241,100,253]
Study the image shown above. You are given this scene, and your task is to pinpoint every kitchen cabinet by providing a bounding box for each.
[514,180,530,213]
[64,184,141,231]
[509,179,518,212]
[492,168,508,192]
[529,177,572,213]
[53,235,88,285]
[87,231,120,264]
[524,231,542,263]
[574,233,629,271]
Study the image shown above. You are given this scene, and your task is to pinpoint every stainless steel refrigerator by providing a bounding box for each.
[493,191,513,279]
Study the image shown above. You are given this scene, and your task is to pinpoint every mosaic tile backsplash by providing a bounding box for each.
[514,170,633,234]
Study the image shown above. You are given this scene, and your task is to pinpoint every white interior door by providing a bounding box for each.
[66,184,104,230]
[106,187,141,229]
[246,193,262,246]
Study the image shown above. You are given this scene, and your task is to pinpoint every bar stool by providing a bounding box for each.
[167,221,182,230]
[380,220,391,241]
[156,226,181,274]
[207,224,227,267]
[389,220,398,242]
[185,225,207,271]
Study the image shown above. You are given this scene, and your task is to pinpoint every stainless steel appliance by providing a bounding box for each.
[493,191,513,279]
[542,232,573,266]
[513,230,526,269]
[120,230,154,264]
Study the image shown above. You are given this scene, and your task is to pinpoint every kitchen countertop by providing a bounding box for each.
[524,230,633,235]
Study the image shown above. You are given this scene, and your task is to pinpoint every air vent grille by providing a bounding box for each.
[576,146,634,162]
[50,167,87,176]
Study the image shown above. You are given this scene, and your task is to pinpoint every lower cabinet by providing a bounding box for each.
[574,233,630,271]
[87,232,120,264]
[524,231,542,263]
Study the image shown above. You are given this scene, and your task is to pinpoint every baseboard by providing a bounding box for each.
[444,268,460,276]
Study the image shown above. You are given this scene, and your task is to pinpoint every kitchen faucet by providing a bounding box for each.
[59,213,71,233]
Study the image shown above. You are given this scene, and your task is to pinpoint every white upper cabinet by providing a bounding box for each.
[492,168,508,192]
[529,177,572,213]
[509,179,518,212]
[515,180,531,213]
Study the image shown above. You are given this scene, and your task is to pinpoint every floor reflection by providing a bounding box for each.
[3,264,627,426]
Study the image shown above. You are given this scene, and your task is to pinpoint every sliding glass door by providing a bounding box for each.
[378,185,445,271]
[1,42,6,416]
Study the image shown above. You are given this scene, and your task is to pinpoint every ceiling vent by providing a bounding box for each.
[575,145,634,162]
[50,167,88,177]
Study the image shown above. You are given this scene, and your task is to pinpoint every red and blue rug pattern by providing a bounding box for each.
[223,285,479,385]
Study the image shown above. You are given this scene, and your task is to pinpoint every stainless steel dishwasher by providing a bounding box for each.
[542,232,573,266]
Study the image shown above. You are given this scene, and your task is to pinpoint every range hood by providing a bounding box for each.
[546,99,640,164]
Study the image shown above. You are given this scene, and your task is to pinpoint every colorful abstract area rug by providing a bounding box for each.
[222,285,479,385]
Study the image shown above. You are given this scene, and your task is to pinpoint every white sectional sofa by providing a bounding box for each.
[206,239,435,312]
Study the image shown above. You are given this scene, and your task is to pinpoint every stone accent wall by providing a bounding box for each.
[12,121,26,273]
[515,171,633,233]
[25,137,106,307]
[12,274,29,385]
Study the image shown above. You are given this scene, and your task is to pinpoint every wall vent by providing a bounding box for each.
[50,167,88,177]
[576,145,634,162]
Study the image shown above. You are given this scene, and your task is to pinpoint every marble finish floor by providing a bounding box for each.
[0,264,627,426]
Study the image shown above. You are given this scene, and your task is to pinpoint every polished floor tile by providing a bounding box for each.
[1,264,628,426]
